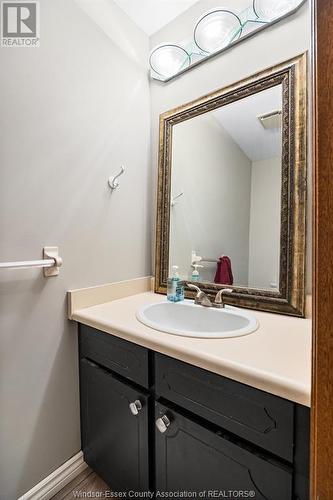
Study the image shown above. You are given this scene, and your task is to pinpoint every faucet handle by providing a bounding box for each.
[187,283,202,304]
[214,288,233,308]
[187,283,202,294]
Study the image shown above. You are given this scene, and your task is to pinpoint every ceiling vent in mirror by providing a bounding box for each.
[258,110,282,129]
[149,0,307,82]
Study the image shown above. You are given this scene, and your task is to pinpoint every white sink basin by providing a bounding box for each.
[136,300,258,339]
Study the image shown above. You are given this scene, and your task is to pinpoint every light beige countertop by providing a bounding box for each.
[70,290,312,407]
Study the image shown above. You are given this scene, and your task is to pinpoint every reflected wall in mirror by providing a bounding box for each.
[170,84,282,291]
[155,54,307,316]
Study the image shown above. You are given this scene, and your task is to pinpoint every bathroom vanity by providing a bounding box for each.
[73,289,311,500]
[70,52,311,499]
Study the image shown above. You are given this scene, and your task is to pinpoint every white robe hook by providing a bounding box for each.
[108,166,125,190]
[171,191,184,206]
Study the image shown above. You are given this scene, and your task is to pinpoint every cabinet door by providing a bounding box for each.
[80,358,149,491]
[155,403,292,500]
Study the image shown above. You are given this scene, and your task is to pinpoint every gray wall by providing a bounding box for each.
[248,157,282,289]
[150,0,312,293]
[0,1,151,498]
[169,114,252,284]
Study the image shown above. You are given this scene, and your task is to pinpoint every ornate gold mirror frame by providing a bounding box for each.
[155,53,307,317]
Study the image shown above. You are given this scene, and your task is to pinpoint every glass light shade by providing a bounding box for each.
[194,9,242,54]
[149,44,190,79]
[253,0,304,21]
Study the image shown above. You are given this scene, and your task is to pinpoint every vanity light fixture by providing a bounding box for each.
[149,0,307,82]
[253,0,305,22]
[194,9,242,54]
[149,44,191,79]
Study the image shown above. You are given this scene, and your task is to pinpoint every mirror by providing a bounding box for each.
[155,54,307,316]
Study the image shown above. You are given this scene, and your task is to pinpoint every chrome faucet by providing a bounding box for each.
[188,284,212,307]
[188,284,233,308]
[213,288,233,308]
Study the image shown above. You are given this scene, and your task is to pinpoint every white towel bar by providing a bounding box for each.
[0,259,55,269]
[0,247,62,277]
[191,250,219,265]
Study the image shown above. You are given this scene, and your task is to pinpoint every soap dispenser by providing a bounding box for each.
[167,265,184,302]
[191,263,203,282]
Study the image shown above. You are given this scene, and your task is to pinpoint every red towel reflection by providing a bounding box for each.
[214,256,233,285]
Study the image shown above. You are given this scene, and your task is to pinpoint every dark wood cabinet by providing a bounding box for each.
[155,402,293,499]
[80,325,149,388]
[155,353,295,461]
[78,324,310,499]
[80,358,149,491]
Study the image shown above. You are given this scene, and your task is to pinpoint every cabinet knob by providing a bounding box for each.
[156,415,171,433]
[129,400,143,416]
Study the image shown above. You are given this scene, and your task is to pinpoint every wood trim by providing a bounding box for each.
[311,0,333,498]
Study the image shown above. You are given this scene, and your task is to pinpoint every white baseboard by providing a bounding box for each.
[18,451,88,500]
